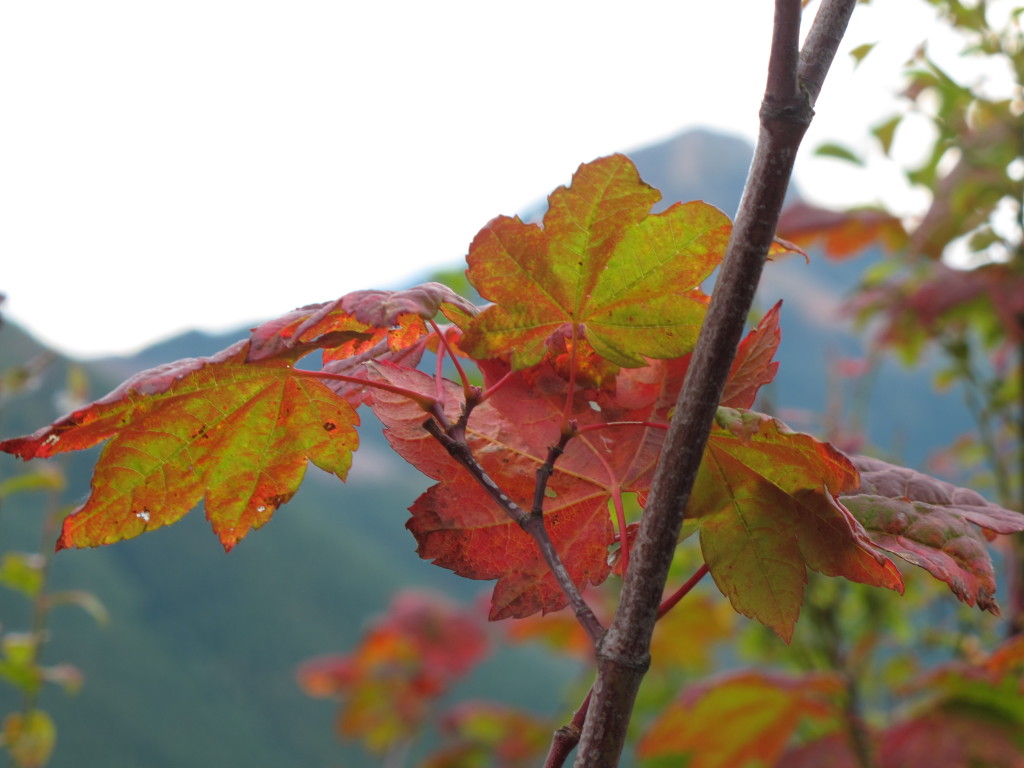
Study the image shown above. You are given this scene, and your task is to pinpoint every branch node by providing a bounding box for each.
[595,648,651,674]
[759,93,814,125]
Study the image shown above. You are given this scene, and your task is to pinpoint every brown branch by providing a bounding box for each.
[531,430,572,517]
[545,689,593,768]
[422,418,605,643]
[571,1,858,765]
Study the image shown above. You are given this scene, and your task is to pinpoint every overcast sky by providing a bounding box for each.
[0,1,989,358]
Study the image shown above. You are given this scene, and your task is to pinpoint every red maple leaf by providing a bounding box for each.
[368,309,898,636]
[776,201,907,259]
[366,362,619,620]
[296,589,489,753]
[842,455,1024,614]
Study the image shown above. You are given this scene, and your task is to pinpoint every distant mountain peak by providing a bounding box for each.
[625,127,756,215]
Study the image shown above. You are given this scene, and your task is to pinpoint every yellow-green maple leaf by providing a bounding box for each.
[462,154,732,368]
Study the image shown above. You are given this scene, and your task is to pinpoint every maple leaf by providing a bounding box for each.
[367,314,888,635]
[850,263,1024,353]
[2,710,56,768]
[879,711,1024,768]
[367,305,892,631]
[841,455,1024,614]
[636,670,844,767]
[691,409,904,641]
[865,635,1024,767]
[425,702,552,768]
[246,299,376,362]
[340,282,479,328]
[776,733,861,768]
[462,154,732,369]
[776,200,907,259]
[296,590,489,754]
[249,283,473,366]
[720,300,782,409]
[0,342,359,551]
[365,362,616,620]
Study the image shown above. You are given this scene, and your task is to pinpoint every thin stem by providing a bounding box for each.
[433,334,447,404]
[21,495,60,714]
[294,368,437,411]
[429,318,472,397]
[1011,322,1024,636]
[574,420,669,435]
[478,367,515,403]
[957,340,1013,504]
[573,428,635,573]
[561,327,582,428]
[610,490,630,578]
[657,563,710,619]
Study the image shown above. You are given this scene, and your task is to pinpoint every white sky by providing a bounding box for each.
[0,1,983,358]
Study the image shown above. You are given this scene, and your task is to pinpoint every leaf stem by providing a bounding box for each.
[657,562,710,619]
[579,439,633,575]
[561,326,582,428]
[429,318,473,398]
[478,367,515,403]
[610,490,630,578]
[295,369,437,411]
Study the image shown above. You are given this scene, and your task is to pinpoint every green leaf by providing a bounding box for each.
[0,634,42,695]
[872,114,902,156]
[0,553,46,598]
[690,409,903,641]
[2,709,55,768]
[849,42,877,66]
[463,154,731,368]
[814,143,864,165]
[1,342,359,552]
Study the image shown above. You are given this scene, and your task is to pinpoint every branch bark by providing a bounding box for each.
[571,1,857,764]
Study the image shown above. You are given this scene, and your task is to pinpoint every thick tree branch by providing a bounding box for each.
[544,564,710,768]
[571,1,857,765]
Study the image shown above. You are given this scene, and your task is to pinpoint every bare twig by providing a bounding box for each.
[545,689,594,768]
[531,431,573,517]
[571,1,858,765]
[422,417,605,643]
